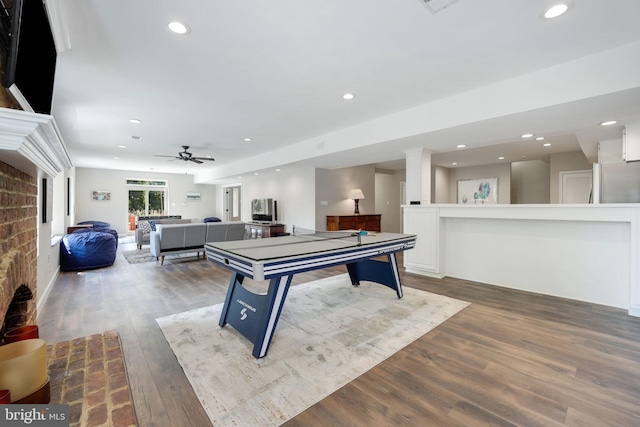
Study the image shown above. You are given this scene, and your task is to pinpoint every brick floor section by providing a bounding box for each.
[46,330,137,427]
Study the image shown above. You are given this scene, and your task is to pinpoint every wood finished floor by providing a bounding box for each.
[39,237,640,427]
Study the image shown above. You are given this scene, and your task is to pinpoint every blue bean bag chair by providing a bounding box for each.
[72,227,119,248]
[77,220,111,228]
[60,231,117,271]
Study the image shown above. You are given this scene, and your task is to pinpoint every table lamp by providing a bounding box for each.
[349,189,365,215]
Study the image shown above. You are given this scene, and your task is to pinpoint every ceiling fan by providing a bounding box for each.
[154,145,215,164]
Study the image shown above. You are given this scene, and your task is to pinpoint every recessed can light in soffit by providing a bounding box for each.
[343,93,355,100]
[521,133,533,138]
[456,144,467,148]
[168,21,190,34]
[536,137,545,141]
[600,120,617,126]
[129,119,142,124]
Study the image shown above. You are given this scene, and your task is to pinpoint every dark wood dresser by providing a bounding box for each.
[326,214,382,232]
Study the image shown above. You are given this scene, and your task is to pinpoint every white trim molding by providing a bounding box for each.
[0,108,73,177]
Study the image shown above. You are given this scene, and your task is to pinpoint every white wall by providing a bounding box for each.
[36,167,75,312]
[75,168,217,235]
[550,151,592,203]
[375,169,405,232]
[432,166,450,204]
[447,163,511,204]
[238,167,316,232]
[315,165,376,231]
[511,160,550,204]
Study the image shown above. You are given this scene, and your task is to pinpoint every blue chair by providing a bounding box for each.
[60,231,117,271]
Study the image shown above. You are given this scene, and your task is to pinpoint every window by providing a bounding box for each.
[127,179,168,217]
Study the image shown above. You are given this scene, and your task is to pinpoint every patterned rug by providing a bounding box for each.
[122,249,198,264]
[156,274,469,426]
[122,249,156,264]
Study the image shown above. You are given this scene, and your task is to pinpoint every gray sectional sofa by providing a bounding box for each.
[150,221,246,265]
[135,218,191,249]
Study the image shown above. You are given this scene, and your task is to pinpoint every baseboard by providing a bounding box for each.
[628,305,640,318]
[37,266,60,313]
[404,266,445,279]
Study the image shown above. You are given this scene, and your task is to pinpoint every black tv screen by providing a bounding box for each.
[1,0,57,115]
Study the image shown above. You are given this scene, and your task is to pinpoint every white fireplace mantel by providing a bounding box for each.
[0,107,72,177]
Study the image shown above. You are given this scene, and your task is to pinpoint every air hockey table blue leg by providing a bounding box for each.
[345,252,403,299]
[218,272,294,358]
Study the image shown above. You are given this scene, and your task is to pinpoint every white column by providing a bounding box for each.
[404,148,432,205]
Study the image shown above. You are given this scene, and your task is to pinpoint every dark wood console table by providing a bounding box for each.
[326,214,381,232]
[246,223,286,238]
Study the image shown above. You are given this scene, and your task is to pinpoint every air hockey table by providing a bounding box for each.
[205,230,417,358]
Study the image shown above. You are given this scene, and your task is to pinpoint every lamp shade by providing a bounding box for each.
[349,189,365,200]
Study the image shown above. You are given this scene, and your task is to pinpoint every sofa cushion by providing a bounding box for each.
[184,223,206,247]
[206,223,228,242]
[226,222,247,241]
[155,224,186,250]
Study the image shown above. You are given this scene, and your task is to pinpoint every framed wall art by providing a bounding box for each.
[457,177,498,204]
[92,190,111,201]
[186,192,201,202]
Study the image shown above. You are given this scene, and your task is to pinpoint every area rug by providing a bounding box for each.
[122,248,198,264]
[156,274,469,426]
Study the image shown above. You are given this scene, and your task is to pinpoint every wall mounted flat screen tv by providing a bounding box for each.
[0,0,57,115]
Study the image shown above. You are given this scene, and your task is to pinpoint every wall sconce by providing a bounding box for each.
[349,189,365,215]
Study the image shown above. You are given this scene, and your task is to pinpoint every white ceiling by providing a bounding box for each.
[45,0,640,183]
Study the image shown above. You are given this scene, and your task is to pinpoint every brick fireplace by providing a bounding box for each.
[0,160,38,340]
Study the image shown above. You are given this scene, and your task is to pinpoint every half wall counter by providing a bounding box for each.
[402,204,640,316]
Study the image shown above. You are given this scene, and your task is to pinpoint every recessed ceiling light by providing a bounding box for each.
[343,93,355,100]
[254,173,259,176]
[244,138,252,142]
[521,133,533,138]
[118,145,127,148]
[600,120,617,126]
[275,169,282,172]
[498,156,505,160]
[451,162,458,166]
[129,119,142,124]
[456,144,467,148]
[113,157,120,160]
[168,21,190,34]
[543,143,551,147]
[544,4,569,19]
[536,137,545,141]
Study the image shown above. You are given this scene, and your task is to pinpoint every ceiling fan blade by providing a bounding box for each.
[193,157,215,161]
[154,154,178,158]
[189,158,203,164]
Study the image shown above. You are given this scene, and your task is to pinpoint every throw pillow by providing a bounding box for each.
[139,221,151,234]
[149,220,159,231]
[204,217,222,223]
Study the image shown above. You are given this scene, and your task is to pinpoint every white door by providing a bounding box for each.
[224,186,242,221]
[559,170,592,203]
